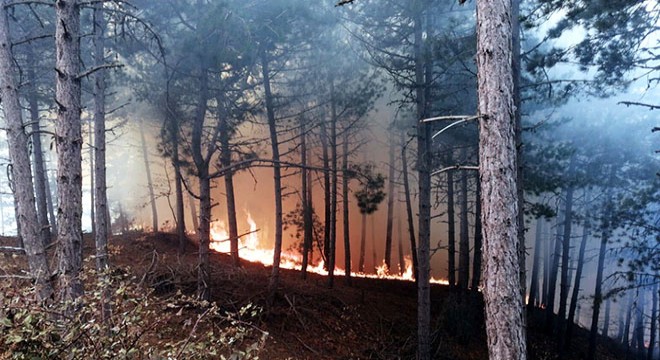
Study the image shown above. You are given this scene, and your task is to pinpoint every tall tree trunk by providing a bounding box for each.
[476,0,527,358]
[301,117,312,278]
[413,1,432,357]
[446,158,456,288]
[471,178,482,290]
[359,212,366,273]
[384,131,396,271]
[458,167,470,289]
[320,117,331,268]
[0,2,54,302]
[55,0,84,305]
[545,204,564,332]
[26,45,51,246]
[565,193,591,345]
[401,132,418,280]
[262,52,284,302]
[218,97,240,267]
[602,296,611,338]
[342,128,351,284]
[397,206,405,275]
[542,217,551,308]
[327,79,338,288]
[557,159,576,340]
[174,154,186,253]
[139,118,158,231]
[587,185,614,360]
[528,217,544,308]
[623,292,633,349]
[92,2,110,323]
[371,216,377,271]
[192,64,210,301]
[45,161,58,236]
[648,285,658,360]
[88,120,95,236]
[633,289,646,354]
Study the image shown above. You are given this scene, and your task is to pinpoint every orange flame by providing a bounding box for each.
[209,212,448,285]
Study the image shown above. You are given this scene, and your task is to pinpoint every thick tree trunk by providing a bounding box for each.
[26,46,51,246]
[446,159,456,288]
[565,194,591,344]
[471,179,482,290]
[458,168,470,289]
[476,0,527,358]
[262,52,284,302]
[384,132,396,271]
[55,0,84,305]
[342,128,351,284]
[400,132,418,280]
[139,119,158,231]
[0,2,54,302]
[413,2,432,357]
[528,217,543,308]
[328,79,338,288]
[359,212,366,273]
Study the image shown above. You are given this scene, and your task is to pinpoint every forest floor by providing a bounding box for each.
[1,232,630,359]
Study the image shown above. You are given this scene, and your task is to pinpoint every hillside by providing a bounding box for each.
[1,232,628,359]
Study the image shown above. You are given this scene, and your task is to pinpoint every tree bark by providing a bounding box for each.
[55,0,84,305]
[397,205,405,275]
[26,45,51,246]
[341,127,351,284]
[413,1,431,357]
[471,178,482,290]
[262,51,284,302]
[476,0,527,358]
[139,118,158,232]
[545,204,564,332]
[301,117,313,278]
[400,132,418,280]
[0,1,54,302]
[218,97,239,267]
[174,155,186,253]
[327,78,338,288]
[458,166,470,289]
[648,285,658,360]
[557,159,576,339]
[92,2,110,323]
[359,212,366,273]
[446,158,456,288]
[527,217,544,308]
[384,131,396,271]
[587,185,614,360]
[320,118,331,268]
[565,192,591,345]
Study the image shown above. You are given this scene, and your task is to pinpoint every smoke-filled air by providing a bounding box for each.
[0,0,658,359]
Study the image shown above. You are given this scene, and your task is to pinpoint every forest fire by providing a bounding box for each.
[209,213,448,285]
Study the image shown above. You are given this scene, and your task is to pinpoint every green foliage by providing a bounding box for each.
[353,163,386,215]
[0,267,267,359]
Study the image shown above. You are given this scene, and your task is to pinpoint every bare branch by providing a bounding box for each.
[76,62,123,80]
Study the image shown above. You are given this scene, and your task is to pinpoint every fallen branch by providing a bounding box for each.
[0,246,24,253]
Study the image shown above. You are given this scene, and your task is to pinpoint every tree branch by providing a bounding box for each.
[76,62,123,80]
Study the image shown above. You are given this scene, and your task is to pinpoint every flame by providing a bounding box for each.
[209,212,449,285]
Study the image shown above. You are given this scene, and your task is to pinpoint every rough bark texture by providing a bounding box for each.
[55,0,84,305]
[0,2,53,301]
[476,0,527,358]
[413,1,431,357]
[262,52,284,302]
[458,168,470,289]
[471,178,482,290]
